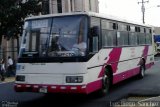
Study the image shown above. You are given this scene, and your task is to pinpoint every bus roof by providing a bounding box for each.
[25,12,152,28]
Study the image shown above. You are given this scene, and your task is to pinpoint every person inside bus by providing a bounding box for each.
[72,33,87,56]
[72,19,87,56]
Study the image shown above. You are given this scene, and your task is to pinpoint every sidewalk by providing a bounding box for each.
[139,96,160,102]
[0,77,15,83]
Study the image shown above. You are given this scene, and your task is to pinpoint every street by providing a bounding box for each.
[0,58,160,107]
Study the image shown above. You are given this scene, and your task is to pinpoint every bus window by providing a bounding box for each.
[92,36,98,52]
[49,16,88,57]
[117,23,128,46]
[19,19,51,57]
[29,32,40,52]
[101,19,110,29]
[129,32,138,46]
[138,33,146,45]
[146,28,152,44]
[20,16,88,57]
[146,34,152,44]
[90,17,100,52]
[117,31,129,46]
[102,30,117,47]
[101,20,117,47]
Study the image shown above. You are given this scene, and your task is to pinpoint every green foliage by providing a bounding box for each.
[0,0,42,42]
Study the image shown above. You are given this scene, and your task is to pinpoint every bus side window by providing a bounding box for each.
[90,26,99,52]
[90,17,100,52]
[92,36,98,52]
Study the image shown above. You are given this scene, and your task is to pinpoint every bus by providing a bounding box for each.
[15,12,154,95]
[154,35,160,56]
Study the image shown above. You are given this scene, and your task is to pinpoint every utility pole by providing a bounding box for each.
[49,0,52,14]
[138,0,149,24]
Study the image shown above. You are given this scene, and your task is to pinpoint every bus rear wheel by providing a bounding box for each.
[138,61,145,78]
[98,69,111,96]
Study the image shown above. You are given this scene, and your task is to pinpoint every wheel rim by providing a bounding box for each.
[102,75,107,87]
[102,74,110,92]
[141,66,145,77]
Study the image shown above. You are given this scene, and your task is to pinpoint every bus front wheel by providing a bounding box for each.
[98,69,111,96]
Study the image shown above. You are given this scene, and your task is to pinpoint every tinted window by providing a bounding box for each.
[90,17,100,52]
[129,32,138,45]
[102,30,117,47]
[138,33,146,45]
[146,34,152,44]
[117,31,129,46]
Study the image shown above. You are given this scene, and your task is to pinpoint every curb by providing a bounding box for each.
[0,77,15,84]
[139,96,160,102]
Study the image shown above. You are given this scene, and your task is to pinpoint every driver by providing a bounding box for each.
[72,34,87,56]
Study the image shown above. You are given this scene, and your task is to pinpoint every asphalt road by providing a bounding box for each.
[0,58,160,107]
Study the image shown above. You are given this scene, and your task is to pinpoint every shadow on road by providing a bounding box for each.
[18,93,103,107]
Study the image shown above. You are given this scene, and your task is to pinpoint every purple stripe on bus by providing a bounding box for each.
[107,47,122,73]
[98,48,122,78]
[137,46,149,66]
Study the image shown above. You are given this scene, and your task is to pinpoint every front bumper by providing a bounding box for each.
[14,79,102,94]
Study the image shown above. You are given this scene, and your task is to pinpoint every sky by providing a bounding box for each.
[99,0,160,27]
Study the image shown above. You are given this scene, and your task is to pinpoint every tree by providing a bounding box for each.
[0,0,42,44]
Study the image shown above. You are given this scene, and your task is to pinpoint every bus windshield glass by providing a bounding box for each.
[20,15,88,57]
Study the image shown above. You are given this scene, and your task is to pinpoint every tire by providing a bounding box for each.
[0,75,2,82]
[138,64,145,79]
[98,69,111,96]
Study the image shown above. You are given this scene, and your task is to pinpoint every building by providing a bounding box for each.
[49,0,99,14]
[0,36,19,68]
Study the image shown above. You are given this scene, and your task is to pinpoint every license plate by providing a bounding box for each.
[39,88,47,93]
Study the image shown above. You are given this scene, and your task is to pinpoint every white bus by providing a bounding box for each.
[15,12,154,95]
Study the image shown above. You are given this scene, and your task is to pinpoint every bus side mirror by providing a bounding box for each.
[90,26,99,37]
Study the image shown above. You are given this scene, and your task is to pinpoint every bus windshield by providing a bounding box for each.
[20,15,88,58]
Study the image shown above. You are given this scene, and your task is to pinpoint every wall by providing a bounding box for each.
[49,0,99,14]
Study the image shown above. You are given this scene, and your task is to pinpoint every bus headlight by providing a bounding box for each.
[66,76,83,83]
